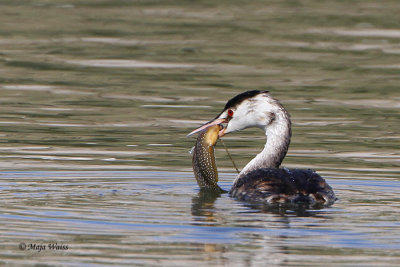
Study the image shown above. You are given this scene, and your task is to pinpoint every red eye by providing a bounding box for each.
[227,109,234,117]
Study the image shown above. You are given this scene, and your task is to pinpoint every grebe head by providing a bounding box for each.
[188,90,285,137]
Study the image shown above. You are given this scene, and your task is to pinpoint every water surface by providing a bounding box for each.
[0,0,400,266]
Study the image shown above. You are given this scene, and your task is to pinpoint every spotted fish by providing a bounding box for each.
[191,125,224,192]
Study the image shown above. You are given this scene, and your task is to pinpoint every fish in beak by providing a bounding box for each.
[187,118,227,137]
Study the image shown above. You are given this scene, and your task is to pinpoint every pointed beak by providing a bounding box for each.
[187,118,228,137]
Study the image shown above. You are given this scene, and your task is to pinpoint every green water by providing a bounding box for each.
[0,0,399,266]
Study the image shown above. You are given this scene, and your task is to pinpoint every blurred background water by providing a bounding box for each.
[0,0,399,266]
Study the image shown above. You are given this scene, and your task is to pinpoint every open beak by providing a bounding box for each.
[187,118,227,137]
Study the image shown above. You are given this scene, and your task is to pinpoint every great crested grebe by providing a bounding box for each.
[188,90,336,205]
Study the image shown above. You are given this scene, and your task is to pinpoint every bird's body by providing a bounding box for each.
[188,90,337,206]
[230,168,336,205]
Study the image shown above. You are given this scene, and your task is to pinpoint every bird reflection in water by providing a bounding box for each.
[191,187,325,220]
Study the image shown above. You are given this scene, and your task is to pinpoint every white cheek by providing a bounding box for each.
[257,115,265,124]
[225,120,240,133]
[226,116,251,132]
[226,114,269,133]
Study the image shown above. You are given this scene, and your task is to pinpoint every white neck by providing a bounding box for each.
[235,109,291,182]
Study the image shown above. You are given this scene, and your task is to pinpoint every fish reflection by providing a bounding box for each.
[191,189,223,224]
